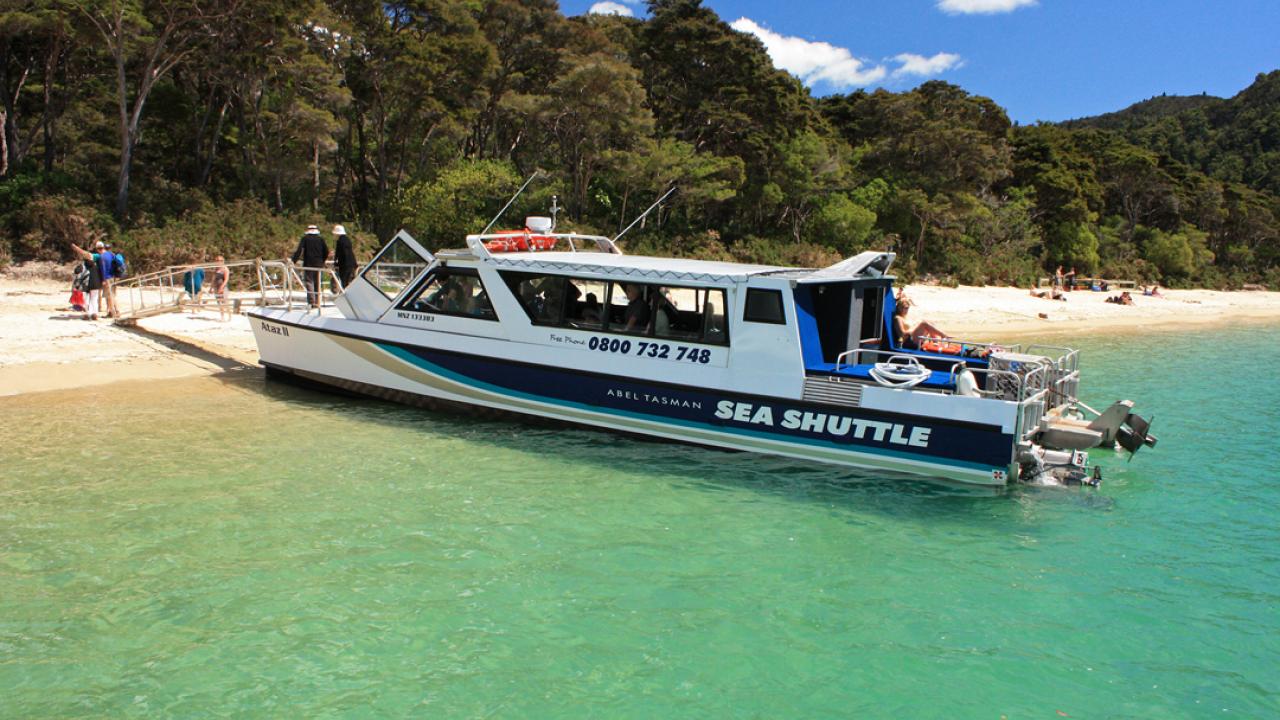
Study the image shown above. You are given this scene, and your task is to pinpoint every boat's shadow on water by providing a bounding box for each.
[222,368,1113,518]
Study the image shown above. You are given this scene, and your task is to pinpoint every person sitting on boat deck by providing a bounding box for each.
[518,281,543,316]
[471,287,494,318]
[656,287,685,335]
[892,295,947,350]
[439,280,468,314]
[580,292,602,323]
[623,284,650,332]
[539,279,577,322]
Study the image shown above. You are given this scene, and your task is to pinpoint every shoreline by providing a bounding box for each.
[898,283,1280,340]
[3,274,1278,397]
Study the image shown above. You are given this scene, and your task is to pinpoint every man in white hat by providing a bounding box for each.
[290,224,329,307]
[332,224,357,290]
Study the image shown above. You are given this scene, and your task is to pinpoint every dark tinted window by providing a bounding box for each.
[503,272,571,325]
[743,288,785,324]
[499,271,729,345]
[400,268,496,320]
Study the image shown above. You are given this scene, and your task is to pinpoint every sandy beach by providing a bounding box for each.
[0,275,259,396]
[2,268,1278,396]
[902,283,1280,339]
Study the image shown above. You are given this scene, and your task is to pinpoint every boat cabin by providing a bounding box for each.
[331,227,1000,400]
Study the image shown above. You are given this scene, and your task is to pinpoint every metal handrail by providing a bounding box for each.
[110,258,350,322]
[834,347,1042,403]
[837,347,997,372]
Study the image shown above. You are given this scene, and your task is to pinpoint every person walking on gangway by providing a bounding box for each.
[291,224,329,308]
[332,224,357,291]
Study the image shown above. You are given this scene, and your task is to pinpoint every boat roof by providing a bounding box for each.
[464,249,897,285]
[478,251,789,283]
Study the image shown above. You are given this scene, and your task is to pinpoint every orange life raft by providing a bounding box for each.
[484,230,557,253]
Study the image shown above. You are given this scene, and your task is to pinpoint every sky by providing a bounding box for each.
[560,0,1280,124]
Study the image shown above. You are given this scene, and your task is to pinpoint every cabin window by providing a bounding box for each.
[605,282,650,335]
[743,288,786,324]
[360,238,430,300]
[564,278,606,330]
[652,286,706,341]
[702,290,728,343]
[503,272,570,325]
[498,271,729,345]
[400,267,497,320]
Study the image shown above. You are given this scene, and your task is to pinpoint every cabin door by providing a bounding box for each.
[337,230,434,321]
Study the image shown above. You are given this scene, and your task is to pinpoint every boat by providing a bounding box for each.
[249,213,1156,487]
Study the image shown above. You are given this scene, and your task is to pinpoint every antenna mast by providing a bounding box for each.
[613,186,677,244]
[481,171,542,236]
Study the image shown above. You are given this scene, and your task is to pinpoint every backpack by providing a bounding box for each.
[72,262,90,291]
[112,252,127,278]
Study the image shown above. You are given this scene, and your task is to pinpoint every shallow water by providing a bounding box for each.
[2,325,1278,718]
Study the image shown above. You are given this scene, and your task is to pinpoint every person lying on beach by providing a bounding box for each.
[1029,285,1066,301]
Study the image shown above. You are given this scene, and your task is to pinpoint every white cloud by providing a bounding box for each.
[730,18,886,89]
[892,52,965,79]
[937,0,1037,15]
[588,2,633,17]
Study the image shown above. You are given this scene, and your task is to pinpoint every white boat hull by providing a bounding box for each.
[250,309,1019,486]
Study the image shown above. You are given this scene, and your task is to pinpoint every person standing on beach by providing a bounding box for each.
[1053,265,1064,290]
[291,224,328,308]
[332,224,357,291]
[213,255,230,321]
[92,241,118,317]
[69,243,104,320]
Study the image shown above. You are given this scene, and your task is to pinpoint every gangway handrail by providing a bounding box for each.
[111,257,348,323]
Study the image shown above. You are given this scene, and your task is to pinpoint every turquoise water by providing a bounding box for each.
[2,325,1278,718]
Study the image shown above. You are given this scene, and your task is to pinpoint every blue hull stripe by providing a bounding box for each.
[376,343,1001,474]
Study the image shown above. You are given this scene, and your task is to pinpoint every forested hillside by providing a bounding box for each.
[1,0,1277,288]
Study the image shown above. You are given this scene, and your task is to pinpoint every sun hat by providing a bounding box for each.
[305,224,320,234]
[332,224,346,235]
[94,240,106,249]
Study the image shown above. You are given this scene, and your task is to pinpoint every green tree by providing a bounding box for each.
[337,0,495,233]
[398,158,519,246]
[601,136,742,233]
[77,0,238,220]
[538,51,652,219]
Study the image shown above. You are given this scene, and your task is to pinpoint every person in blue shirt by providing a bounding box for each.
[182,265,205,313]
[90,240,118,317]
